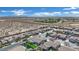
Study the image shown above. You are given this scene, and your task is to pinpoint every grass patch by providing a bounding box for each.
[24,42,38,49]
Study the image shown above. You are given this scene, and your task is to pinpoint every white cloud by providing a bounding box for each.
[32,12,61,17]
[0,9,31,16]
[70,11,79,14]
[0,10,8,12]
[63,7,78,10]
[11,9,26,16]
[63,12,69,14]
[62,11,79,15]
[52,12,61,15]
[62,11,79,17]
[32,11,79,17]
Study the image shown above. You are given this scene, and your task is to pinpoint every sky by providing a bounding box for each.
[0,7,79,17]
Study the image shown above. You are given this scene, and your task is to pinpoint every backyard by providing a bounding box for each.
[23,41,38,49]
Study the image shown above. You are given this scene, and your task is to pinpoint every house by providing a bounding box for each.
[1,40,8,45]
[39,40,61,51]
[5,45,26,51]
[13,34,24,39]
[58,46,77,51]
[51,40,61,49]
[64,27,73,31]
[69,36,79,43]
[30,31,39,35]
[19,34,25,38]
[39,40,53,51]
[57,34,67,40]
[49,37,56,41]
[64,41,70,47]
[49,33,58,38]
[27,35,46,45]
[3,37,13,42]
[74,28,79,32]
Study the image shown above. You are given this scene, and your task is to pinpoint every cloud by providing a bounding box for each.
[63,7,78,10]
[61,11,79,17]
[0,9,31,16]
[0,10,8,12]
[62,11,79,15]
[63,12,69,14]
[11,9,26,16]
[32,11,79,17]
[32,12,61,17]
[70,11,79,14]
[70,11,79,16]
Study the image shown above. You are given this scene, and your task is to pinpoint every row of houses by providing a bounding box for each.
[0,26,51,48]
[26,34,77,51]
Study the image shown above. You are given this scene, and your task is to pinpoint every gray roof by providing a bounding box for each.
[58,46,77,51]
[28,35,45,44]
[39,41,53,49]
[58,34,67,38]
[8,45,25,51]
[44,41,54,48]
[39,40,61,49]
[1,40,7,44]
[51,40,60,49]
[39,44,47,49]
[69,36,79,40]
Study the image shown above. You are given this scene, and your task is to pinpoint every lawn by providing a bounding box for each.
[24,42,38,49]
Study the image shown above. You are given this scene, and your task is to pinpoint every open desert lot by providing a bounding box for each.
[0,19,48,37]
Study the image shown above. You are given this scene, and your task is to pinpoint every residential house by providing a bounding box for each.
[58,46,77,51]
[27,35,46,45]
[69,36,79,43]
[39,40,61,51]
[57,34,67,40]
